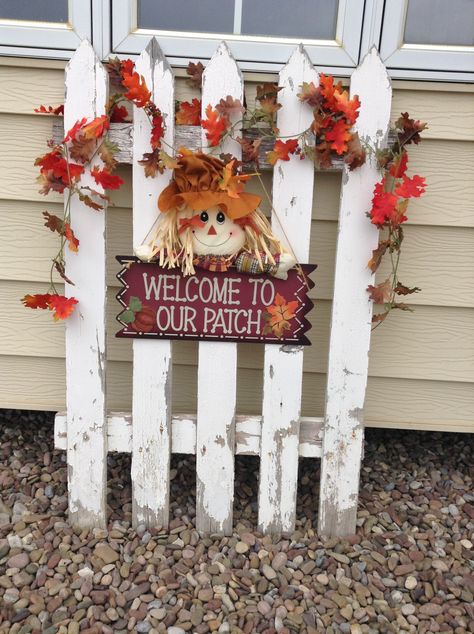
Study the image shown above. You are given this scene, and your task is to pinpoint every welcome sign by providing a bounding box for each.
[116,257,316,345]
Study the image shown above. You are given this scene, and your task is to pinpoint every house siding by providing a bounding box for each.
[0,59,473,432]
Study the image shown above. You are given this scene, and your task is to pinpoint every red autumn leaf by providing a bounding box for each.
[90,166,124,190]
[36,149,85,187]
[201,104,228,147]
[21,293,53,309]
[267,139,299,165]
[297,82,322,108]
[63,118,87,143]
[122,71,151,108]
[186,61,204,88]
[176,99,201,126]
[110,104,129,122]
[389,151,408,178]
[367,278,392,304]
[48,295,79,320]
[121,59,135,76]
[215,96,245,123]
[395,174,426,199]
[35,104,64,116]
[151,111,164,150]
[82,115,110,140]
[369,179,398,227]
[64,223,79,252]
[325,120,351,155]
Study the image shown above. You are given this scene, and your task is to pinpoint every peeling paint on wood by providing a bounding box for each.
[64,40,108,529]
[55,411,324,457]
[258,45,318,534]
[131,39,174,529]
[196,42,242,535]
[319,48,392,538]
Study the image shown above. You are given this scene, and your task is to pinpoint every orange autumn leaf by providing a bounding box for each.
[48,295,79,320]
[64,223,79,252]
[201,104,228,147]
[218,160,251,199]
[176,99,201,125]
[90,166,124,190]
[82,115,110,140]
[266,139,299,165]
[122,71,151,108]
[333,90,360,124]
[325,120,351,155]
[266,293,299,338]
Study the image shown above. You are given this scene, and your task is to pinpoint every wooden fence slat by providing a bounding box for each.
[319,48,392,537]
[196,42,243,535]
[258,45,318,533]
[131,39,174,528]
[64,40,108,528]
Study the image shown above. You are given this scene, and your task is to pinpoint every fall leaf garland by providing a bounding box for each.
[25,57,427,328]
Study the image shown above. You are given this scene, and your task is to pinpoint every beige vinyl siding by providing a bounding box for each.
[0,61,473,432]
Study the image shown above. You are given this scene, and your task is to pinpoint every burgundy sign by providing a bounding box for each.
[116,257,316,345]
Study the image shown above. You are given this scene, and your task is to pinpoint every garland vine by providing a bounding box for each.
[23,58,427,328]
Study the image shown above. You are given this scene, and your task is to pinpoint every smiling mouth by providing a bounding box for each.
[194,235,231,248]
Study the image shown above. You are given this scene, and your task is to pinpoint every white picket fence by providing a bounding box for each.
[54,38,392,537]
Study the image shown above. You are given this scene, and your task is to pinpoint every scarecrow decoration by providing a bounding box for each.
[116,149,316,345]
[134,149,297,279]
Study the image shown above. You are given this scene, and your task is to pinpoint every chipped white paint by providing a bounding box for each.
[54,412,325,457]
[64,40,108,528]
[319,48,392,537]
[258,45,318,534]
[196,42,243,535]
[131,39,174,528]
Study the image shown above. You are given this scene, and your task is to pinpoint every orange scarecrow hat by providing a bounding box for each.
[158,148,261,220]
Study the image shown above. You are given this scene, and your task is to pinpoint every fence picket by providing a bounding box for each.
[64,40,108,528]
[196,42,243,534]
[319,48,392,537]
[131,39,174,528]
[258,45,318,533]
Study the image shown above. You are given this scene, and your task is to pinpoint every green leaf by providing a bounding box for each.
[129,296,142,312]
[120,309,136,324]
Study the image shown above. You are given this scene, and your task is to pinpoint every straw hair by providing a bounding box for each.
[147,205,286,276]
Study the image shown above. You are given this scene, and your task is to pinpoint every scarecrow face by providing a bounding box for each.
[179,206,246,256]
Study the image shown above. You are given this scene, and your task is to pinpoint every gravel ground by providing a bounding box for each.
[0,409,473,634]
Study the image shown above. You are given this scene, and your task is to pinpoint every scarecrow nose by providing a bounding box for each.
[207,225,217,236]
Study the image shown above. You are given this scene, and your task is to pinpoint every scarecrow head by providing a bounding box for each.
[136,148,289,275]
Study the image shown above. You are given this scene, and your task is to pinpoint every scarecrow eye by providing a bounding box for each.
[200,211,209,223]
[216,211,225,224]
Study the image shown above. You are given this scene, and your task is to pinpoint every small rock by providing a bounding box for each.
[405,576,417,590]
[7,552,29,569]
[235,541,249,554]
[419,603,443,616]
[262,564,277,580]
[94,543,119,564]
